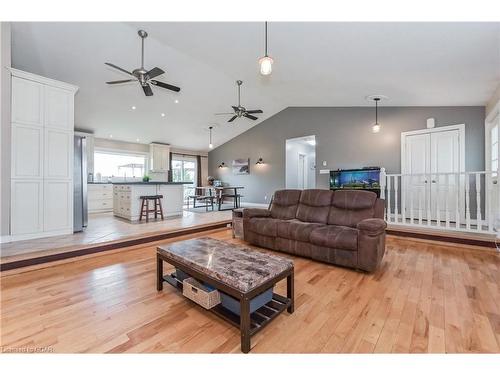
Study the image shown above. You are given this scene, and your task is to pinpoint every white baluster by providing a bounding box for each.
[387,176,392,223]
[435,173,440,228]
[409,174,415,225]
[486,172,493,232]
[445,174,450,229]
[455,173,461,230]
[418,179,423,226]
[427,173,432,226]
[401,175,406,225]
[465,173,471,230]
[379,168,386,200]
[475,173,482,232]
[394,176,399,224]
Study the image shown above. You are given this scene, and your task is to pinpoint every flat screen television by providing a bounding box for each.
[330,167,381,193]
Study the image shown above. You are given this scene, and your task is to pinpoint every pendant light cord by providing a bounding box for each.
[265,21,268,57]
[375,99,378,124]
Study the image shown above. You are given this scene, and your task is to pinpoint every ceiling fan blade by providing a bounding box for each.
[246,109,263,114]
[228,115,237,122]
[142,84,153,96]
[106,79,135,84]
[243,113,258,120]
[105,62,134,77]
[232,106,239,112]
[147,67,165,79]
[150,80,181,92]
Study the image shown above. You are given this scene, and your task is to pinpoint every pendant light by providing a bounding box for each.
[259,22,274,75]
[372,97,381,133]
[208,126,214,149]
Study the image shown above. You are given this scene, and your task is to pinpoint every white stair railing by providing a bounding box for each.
[382,170,499,234]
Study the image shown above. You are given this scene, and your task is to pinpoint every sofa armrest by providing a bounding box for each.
[357,218,387,236]
[243,208,272,219]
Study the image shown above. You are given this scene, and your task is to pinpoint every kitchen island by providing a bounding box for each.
[112,182,191,221]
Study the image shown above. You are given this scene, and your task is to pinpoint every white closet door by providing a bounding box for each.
[44,128,72,179]
[403,133,431,220]
[11,180,43,235]
[44,180,73,232]
[430,130,461,221]
[11,124,44,179]
[44,86,73,130]
[11,77,43,126]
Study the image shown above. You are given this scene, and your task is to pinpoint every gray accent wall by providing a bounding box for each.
[208,106,485,204]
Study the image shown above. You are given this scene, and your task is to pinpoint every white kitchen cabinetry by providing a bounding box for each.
[9,68,78,241]
[149,143,170,172]
[88,184,113,213]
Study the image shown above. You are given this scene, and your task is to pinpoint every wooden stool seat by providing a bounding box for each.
[139,195,164,222]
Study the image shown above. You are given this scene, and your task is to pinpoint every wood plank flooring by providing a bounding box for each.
[1,229,499,353]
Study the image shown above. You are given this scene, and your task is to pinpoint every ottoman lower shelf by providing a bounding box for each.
[162,272,290,336]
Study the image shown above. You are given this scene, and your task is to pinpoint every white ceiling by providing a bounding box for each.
[11,22,500,151]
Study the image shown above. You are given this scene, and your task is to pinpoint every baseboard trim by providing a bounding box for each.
[240,202,269,208]
[0,221,231,272]
[386,229,498,249]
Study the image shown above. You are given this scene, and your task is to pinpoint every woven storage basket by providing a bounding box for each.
[183,277,221,309]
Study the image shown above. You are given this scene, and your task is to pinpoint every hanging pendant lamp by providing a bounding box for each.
[259,22,274,75]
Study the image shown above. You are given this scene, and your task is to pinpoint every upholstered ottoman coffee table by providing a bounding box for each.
[156,237,294,353]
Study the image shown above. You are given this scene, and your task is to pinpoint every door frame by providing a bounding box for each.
[297,153,307,190]
[400,124,466,224]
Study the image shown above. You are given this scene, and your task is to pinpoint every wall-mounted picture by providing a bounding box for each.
[232,158,250,175]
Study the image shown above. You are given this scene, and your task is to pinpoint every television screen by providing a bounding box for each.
[330,168,381,190]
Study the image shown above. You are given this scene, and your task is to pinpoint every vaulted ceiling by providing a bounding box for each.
[11,22,500,150]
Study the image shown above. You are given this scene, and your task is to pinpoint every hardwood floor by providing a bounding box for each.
[1,229,499,353]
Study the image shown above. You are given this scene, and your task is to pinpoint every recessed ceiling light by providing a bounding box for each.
[136,138,140,142]
[174,100,179,104]
[131,106,136,110]
[109,134,113,138]
[161,113,166,117]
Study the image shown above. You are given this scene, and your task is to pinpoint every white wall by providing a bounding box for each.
[0,22,11,237]
[285,138,316,189]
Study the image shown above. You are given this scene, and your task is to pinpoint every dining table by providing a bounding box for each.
[193,186,245,211]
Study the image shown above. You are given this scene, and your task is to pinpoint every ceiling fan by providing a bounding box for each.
[105,30,181,97]
[215,80,263,122]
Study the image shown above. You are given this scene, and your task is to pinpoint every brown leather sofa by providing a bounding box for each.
[243,189,386,272]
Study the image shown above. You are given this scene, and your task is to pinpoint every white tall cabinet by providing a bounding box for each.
[9,68,78,240]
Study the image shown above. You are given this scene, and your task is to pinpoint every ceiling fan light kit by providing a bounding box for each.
[259,22,273,76]
[105,29,181,97]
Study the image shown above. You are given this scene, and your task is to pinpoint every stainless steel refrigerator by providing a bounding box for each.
[74,135,88,232]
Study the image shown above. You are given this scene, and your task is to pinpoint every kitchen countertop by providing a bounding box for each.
[111,181,192,185]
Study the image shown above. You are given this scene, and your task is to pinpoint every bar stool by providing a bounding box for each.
[139,195,164,222]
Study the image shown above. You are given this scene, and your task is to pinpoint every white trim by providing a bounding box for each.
[486,99,500,123]
[0,235,12,244]
[9,67,79,93]
[4,228,73,243]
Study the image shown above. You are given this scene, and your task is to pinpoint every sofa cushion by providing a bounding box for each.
[310,225,358,251]
[328,190,378,228]
[246,217,280,237]
[277,219,325,242]
[270,190,302,220]
[295,189,333,224]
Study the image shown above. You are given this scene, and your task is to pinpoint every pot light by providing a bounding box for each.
[174,99,179,104]
[131,106,136,110]
[109,134,113,138]
[136,138,140,142]
[259,22,274,76]
[161,113,166,117]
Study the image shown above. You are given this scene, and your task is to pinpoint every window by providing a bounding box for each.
[94,150,148,180]
[171,156,197,203]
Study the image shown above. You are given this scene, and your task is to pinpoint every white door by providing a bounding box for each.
[44,180,73,232]
[11,123,44,179]
[44,128,72,179]
[402,126,463,223]
[403,133,430,221]
[11,180,44,235]
[298,153,307,190]
[11,77,43,126]
[430,130,461,221]
[44,86,73,130]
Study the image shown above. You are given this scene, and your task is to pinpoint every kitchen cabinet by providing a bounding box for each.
[9,68,78,241]
[88,184,113,213]
[149,143,170,172]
